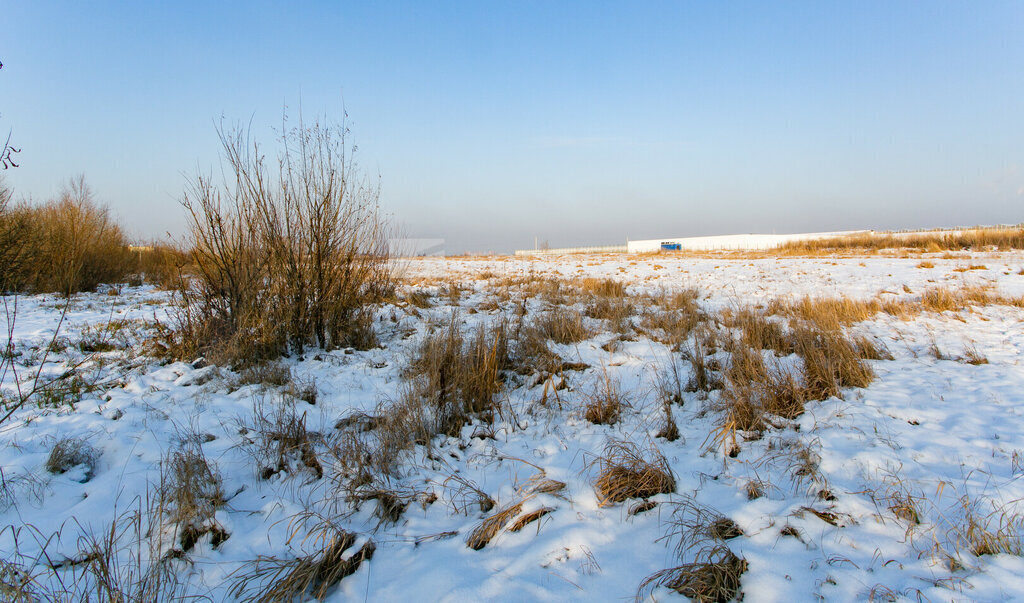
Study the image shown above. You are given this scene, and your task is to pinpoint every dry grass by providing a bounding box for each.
[792,324,875,401]
[406,313,512,436]
[533,306,591,344]
[639,498,747,602]
[158,444,228,553]
[684,330,723,395]
[465,472,564,550]
[591,440,675,506]
[584,371,627,425]
[718,344,806,432]
[246,395,323,481]
[776,226,1024,254]
[585,296,634,333]
[580,277,627,297]
[229,522,375,602]
[45,437,99,481]
[725,307,792,355]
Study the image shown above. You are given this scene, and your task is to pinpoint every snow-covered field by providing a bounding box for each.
[3,252,1024,601]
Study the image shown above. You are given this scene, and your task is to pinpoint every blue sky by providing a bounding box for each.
[2,2,1022,253]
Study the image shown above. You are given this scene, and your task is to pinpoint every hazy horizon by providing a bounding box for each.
[2,2,1022,254]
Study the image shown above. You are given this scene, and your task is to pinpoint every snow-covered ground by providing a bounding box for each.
[2,252,1024,601]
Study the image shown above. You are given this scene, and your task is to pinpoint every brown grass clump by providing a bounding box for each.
[580,277,627,297]
[45,437,99,481]
[917,261,935,269]
[725,307,792,354]
[247,395,323,481]
[466,502,524,550]
[229,523,374,602]
[405,313,512,437]
[585,296,634,333]
[716,339,806,435]
[792,324,875,401]
[592,440,675,506]
[584,372,627,425]
[465,471,564,550]
[533,306,591,344]
[778,295,881,330]
[159,445,227,553]
[641,545,746,602]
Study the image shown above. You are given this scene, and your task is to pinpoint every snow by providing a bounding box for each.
[2,252,1024,601]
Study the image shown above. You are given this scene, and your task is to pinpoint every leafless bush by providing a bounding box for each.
[31,176,133,295]
[175,116,393,364]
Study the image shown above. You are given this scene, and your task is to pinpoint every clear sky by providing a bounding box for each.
[1,2,1022,253]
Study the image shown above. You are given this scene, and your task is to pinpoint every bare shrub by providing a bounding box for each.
[45,437,99,481]
[176,117,393,364]
[591,440,675,506]
[133,241,190,290]
[30,176,133,295]
[0,182,38,292]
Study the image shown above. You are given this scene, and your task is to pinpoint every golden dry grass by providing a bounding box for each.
[591,440,675,506]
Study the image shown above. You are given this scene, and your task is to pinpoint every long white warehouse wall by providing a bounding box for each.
[626,230,869,253]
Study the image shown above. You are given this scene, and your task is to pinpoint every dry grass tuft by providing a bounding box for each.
[247,395,323,481]
[640,545,747,603]
[466,502,524,550]
[230,523,375,602]
[580,277,627,298]
[584,372,627,426]
[591,440,675,506]
[793,324,875,401]
[718,343,805,431]
[406,313,512,436]
[533,306,591,344]
[724,307,792,355]
[45,437,99,481]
